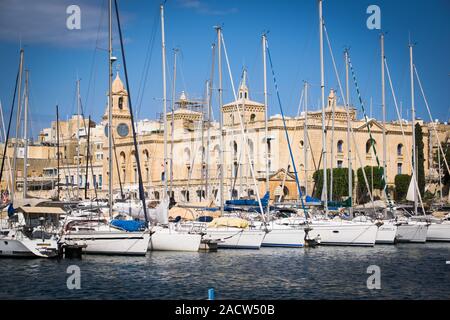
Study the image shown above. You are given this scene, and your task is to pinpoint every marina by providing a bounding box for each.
[0,0,449,305]
[0,244,449,300]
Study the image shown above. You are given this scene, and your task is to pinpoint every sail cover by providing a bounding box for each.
[110,219,146,232]
[148,198,169,224]
[406,174,415,202]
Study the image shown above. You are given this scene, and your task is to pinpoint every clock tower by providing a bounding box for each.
[102,72,132,139]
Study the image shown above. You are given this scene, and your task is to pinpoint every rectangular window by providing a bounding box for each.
[93,175,97,189]
[99,174,103,188]
[397,163,402,175]
[337,160,343,168]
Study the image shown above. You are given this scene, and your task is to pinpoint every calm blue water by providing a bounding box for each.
[0,243,449,299]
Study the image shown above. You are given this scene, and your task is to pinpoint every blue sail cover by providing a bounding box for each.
[225,192,270,207]
[110,220,146,232]
[305,196,321,204]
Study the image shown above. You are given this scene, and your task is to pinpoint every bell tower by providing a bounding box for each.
[102,72,132,139]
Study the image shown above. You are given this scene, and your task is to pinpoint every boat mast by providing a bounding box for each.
[205,43,215,199]
[345,49,352,215]
[262,33,269,220]
[169,48,178,199]
[330,89,335,201]
[319,0,328,213]
[84,115,91,199]
[11,49,24,202]
[76,79,81,200]
[23,70,29,199]
[381,34,387,198]
[56,105,60,200]
[409,43,418,215]
[108,0,113,217]
[303,81,309,197]
[161,3,168,201]
[216,26,224,215]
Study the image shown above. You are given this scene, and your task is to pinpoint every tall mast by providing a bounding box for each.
[76,79,80,199]
[108,0,113,217]
[262,33,269,219]
[216,26,224,215]
[23,70,29,199]
[12,49,24,202]
[169,48,178,199]
[409,43,418,215]
[56,105,60,201]
[381,34,387,197]
[84,115,91,199]
[330,89,335,201]
[345,49,352,215]
[319,0,328,213]
[205,43,215,199]
[303,81,309,196]
[161,3,168,200]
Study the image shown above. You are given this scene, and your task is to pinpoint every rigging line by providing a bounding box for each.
[384,58,426,216]
[346,50,393,206]
[83,0,107,115]
[322,24,376,212]
[265,42,308,217]
[0,54,20,189]
[221,33,266,220]
[136,7,159,117]
[278,86,304,202]
[414,65,450,176]
[114,0,149,224]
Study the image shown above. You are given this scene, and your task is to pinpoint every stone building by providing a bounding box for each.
[2,71,449,204]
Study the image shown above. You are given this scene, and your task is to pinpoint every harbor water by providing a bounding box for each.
[1,243,449,299]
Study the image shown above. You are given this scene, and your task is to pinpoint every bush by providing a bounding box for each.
[394,174,411,201]
[312,168,354,201]
[356,166,385,203]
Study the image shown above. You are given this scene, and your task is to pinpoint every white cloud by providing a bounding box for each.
[0,0,110,48]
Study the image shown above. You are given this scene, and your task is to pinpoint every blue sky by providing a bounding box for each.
[0,0,449,140]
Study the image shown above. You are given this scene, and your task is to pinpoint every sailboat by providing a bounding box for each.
[0,52,60,258]
[60,0,151,255]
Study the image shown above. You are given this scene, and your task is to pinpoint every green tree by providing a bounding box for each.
[414,123,425,197]
[433,142,450,186]
[394,174,411,201]
[356,166,385,203]
[312,168,354,200]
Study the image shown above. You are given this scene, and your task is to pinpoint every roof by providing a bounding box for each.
[17,206,66,215]
[223,97,264,108]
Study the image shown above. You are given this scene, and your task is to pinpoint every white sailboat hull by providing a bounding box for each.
[307,223,378,246]
[426,223,450,242]
[204,229,266,249]
[262,228,305,248]
[0,236,59,258]
[62,231,150,255]
[396,224,428,243]
[376,223,398,244]
[149,228,201,252]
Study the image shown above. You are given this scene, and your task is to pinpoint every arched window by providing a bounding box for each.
[120,151,126,165]
[337,140,343,153]
[247,139,254,160]
[283,186,289,197]
[366,139,376,154]
[143,149,149,161]
[184,147,191,164]
[397,143,403,156]
[213,145,220,162]
[250,114,256,122]
[233,141,238,157]
[299,140,304,149]
[247,189,254,197]
[118,97,123,109]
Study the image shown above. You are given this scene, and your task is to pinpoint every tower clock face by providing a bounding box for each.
[117,123,129,137]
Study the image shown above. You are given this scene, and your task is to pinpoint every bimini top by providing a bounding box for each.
[17,206,66,215]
